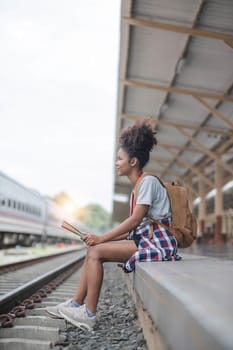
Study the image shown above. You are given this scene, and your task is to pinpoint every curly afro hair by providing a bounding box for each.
[119,119,157,169]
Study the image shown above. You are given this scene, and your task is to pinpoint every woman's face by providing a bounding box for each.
[115,147,131,176]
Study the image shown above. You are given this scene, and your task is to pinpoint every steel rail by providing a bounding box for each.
[0,246,83,274]
[0,250,86,314]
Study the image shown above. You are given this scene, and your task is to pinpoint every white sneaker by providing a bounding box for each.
[46,299,79,318]
[59,304,96,330]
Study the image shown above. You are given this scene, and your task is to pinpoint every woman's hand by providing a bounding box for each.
[83,233,102,246]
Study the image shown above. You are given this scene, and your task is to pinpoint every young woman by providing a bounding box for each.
[46,119,180,330]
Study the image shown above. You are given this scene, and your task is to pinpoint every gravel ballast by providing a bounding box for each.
[59,262,148,350]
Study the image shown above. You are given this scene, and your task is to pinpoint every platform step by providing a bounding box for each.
[125,254,233,350]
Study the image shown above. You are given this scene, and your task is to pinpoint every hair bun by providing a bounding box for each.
[118,119,157,169]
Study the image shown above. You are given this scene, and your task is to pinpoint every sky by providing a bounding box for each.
[0,0,121,213]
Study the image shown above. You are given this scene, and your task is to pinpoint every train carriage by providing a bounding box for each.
[0,171,83,248]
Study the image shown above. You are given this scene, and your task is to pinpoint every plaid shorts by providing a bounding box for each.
[124,218,182,272]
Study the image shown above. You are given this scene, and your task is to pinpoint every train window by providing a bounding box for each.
[8,199,11,207]
[32,206,38,216]
[13,200,16,209]
[1,198,5,206]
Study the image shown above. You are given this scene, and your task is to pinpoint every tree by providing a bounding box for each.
[75,204,113,234]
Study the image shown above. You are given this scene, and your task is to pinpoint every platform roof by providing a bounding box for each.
[113,0,233,222]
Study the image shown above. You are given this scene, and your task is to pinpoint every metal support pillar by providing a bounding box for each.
[198,179,206,237]
[186,176,195,211]
[214,161,223,242]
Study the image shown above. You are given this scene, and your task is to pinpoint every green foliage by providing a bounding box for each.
[75,204,113,234]
[53,191,114,234]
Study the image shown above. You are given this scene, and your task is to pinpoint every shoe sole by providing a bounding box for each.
[59,310,93,331]
[46,309,64,318]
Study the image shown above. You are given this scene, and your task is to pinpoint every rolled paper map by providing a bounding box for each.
[61,220,84,239]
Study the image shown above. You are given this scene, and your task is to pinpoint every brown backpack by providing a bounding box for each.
[134,173,197,248]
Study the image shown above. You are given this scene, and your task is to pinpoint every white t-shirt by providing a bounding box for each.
[136,175,171,220]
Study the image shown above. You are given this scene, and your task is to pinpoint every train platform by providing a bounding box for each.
[123,243,233,350]
[179,241,233,260]
[0,244,83,266]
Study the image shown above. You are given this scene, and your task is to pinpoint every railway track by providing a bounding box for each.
[0,246,83,275]
[0,248,86,350]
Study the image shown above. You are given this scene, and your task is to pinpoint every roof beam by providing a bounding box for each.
[146,167,179,177]
[194,96,233,130]
[121,113,231,136]
[146,164,198,196]
[123,79,233,102]
[123,17,233,45]
[157,143,201,154]
[224,39,233,49]
[178,127,233,176]
[162,146,214,188]
[215,138,233,157]
[150,157,172,164]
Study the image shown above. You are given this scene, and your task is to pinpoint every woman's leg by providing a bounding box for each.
[84,240,137,313]
[73,254,88,304]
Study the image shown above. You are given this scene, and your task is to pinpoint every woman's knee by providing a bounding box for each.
[86,245,102,261]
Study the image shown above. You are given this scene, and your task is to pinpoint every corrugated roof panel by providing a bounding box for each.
[218,102,233,122]
[156,124,187,145]
[195,132,223,150]
[127,26,188,82]
[181,151,206,166]
[176,37,233,91]
[132,0,201,25]
[162,93,208,124]
[170,162,187,173]
[124,86,166,115]
[205,119,232,131]
[197,0,233,34]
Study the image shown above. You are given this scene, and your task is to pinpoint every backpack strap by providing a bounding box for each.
[133,172,149,201]
[133,172,170,239]
[133,172,166,202]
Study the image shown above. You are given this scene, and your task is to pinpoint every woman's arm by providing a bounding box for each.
[111,232,129,241]
[83,204,148,245]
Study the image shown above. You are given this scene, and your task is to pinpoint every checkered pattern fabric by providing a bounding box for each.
[124,218,182,273]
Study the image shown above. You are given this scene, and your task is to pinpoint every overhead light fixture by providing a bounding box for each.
[175,57,186,74]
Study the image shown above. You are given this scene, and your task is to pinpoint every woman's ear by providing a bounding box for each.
[130,157,138,167]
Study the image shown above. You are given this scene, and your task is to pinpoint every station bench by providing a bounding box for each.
[122,254,233,350]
